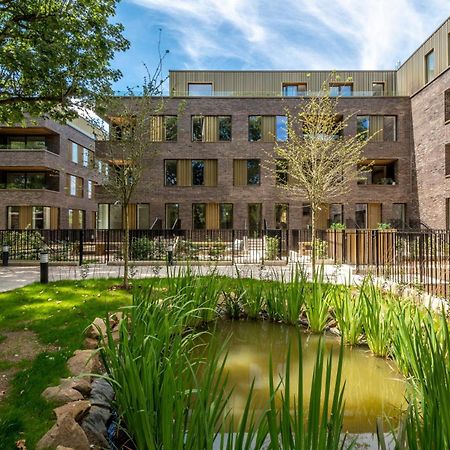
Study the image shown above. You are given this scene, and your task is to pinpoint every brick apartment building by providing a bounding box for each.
[2,17,450,231]
[97,17,450,231]
[0,116,103,229]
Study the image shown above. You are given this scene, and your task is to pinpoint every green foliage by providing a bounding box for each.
[130,237,165,260]
[0,0,129,123]
[303,268,332,332]
[377,223,392,230]
[329,222,346,230]
[1,230,45,260]
[313,238,328,259]
[265,235,280,260]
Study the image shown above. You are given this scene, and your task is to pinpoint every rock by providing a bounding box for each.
[37,415,90,450]
[81,405,111,449]
[56,446,75,450]
[90,378,114,408]
[84,337,99,349]
[42,384,84,405]
[54,400,91,423]
[59,377,92,397]
[109,312,124,330]
[86,318,107,340]
[67,350,101,379]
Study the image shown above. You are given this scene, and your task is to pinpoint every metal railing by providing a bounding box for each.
[1,227,450,300]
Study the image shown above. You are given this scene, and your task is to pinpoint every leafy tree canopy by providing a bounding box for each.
[0,0,129,123]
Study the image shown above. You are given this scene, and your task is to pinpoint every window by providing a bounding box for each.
[68,209,84,230]
[355,204,367,229]
[282,83,307,96]
[234,159,260,186]
[71,142,78,164]
[4,136,46,149]
[356,115,397,142]
[372,82,385,96]
[137,204,150,229]
[393,203,406,229]
[166,203,180,229]
[82,148,89,167]
[188,83,212,96]
[303,203,311,217]
[192,160,205,185]
[191,116,232,142]
[275,159,288,185]
[330,204,344,225]
[66,174,83,197]
[425,50,435,83]
[7,206,19,229]
[165,160,178,186]
[110,204,122,229]
[446,144,450,176]
[248,116,262,141]
[275,204,289,229]
[98,160,103,174]
[110,116,136,141]
[165,160,218,186]
[329,83,353,96]
[358,160,397,185]
[248,204,262,232]
[220,204,233,229]
[150,116,178,142]
[88,180,93,199]
[445,89,450,123]
[276,116,288,142]
[32,206,51,229]
[192,203,206,229]
[218,116,232,141]
[98,204,109,229]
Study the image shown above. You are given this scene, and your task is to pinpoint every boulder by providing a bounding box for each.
[54,400,91,423]
[42,385,84,405]
[60,377,92,397]
[37,415,90,450]
[67,350,101,379]
[86,318,107,340]
[90,378,114,408]
[84,337,99,350]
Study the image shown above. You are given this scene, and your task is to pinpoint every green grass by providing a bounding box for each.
[0,278,133,449]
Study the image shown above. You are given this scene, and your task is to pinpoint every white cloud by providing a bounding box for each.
[128,0,450,70]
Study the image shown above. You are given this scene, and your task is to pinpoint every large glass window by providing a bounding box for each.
[7,206,20,229]
[425,50,435,83]
[192,160,205,186]
[192,203,206,229]
[2,171,49,190]
[32,206,44,229]
[275,159,288,185]
[188,83,212,96]
[275,204,289,229]
[70,175,77,196]
[98,204,109,229]
[356,116,369,138]
[358,160,396,185]
[329,83,353,96]
[87,180,93,199]
[355,204,367,229]
[248,116,262,141]
[110,204,122,229]
[372,82,385,96]
[71,142,78,164]
[166,203,179,229]
[247,159,260,185]
[393,203,406,229]
[192,116,203,141]
[220,203,233,229]
[330,204,344,225]
[282,83,307,96]
[5,136,46,149]
[6,172,26,189]
[165,116,178,141]
[165,160,177,186]
[137,204,150,229]
[248,203,262,232]
[218,116,232,141]
[27,173,45,189]
[276,116,288,142]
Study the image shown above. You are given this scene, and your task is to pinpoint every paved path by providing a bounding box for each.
[0,263,357,293]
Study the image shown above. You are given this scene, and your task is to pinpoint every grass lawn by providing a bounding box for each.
[0,278,134,449]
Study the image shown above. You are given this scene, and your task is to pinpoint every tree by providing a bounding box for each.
[273,81,372,275]
[0,0,129,123]
[97,58,174,289]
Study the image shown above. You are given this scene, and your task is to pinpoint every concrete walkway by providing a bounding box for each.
[0,262,358,293]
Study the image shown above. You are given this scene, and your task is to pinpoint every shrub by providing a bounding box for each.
[130,237,165,260]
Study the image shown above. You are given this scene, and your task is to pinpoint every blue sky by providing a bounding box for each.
[111,0,450,91]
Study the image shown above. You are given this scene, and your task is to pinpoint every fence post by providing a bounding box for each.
[79,229,84,266]
[231,229,235,265]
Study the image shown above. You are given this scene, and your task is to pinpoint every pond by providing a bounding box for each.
[201,321,406,439]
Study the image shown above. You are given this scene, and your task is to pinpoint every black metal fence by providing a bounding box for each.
[1,228,450,299]
[0,228,289,266]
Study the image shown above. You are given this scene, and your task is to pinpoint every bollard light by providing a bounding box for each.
[2,245,9,267]
[167,244,174,266]
[40,251,49,284]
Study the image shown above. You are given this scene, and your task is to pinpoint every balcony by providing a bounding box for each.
[0,148,61,171]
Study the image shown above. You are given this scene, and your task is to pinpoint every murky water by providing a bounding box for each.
[201,320,406,435]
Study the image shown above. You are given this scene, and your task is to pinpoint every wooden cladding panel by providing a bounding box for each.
[397,18,450,95]
[170,70,397,96]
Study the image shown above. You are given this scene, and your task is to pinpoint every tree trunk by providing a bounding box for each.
[311,204,316,280]
[123,204,129,289]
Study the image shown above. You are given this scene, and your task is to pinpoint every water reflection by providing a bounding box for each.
[200,320,406,434]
